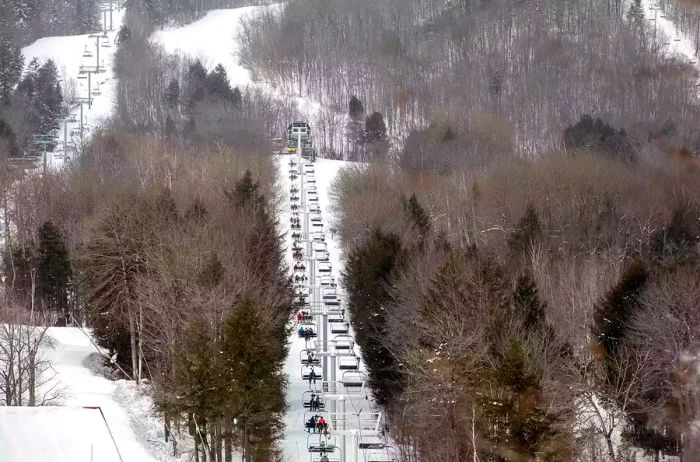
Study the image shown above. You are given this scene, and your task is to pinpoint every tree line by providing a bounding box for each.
[0,125,293,460]
[331,135,700,460]
[239,0,700,162]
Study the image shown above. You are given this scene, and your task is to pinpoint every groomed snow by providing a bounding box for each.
[151,5,283,89]
[43,327,167,461]
[0,406,122,462]
[21,7,126,168]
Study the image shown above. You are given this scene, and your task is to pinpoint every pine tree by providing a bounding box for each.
[0,30,24,104]
[206,64,236,103]
[364,111,387,143]
[508,203,541,254]
[343,229,404,405]
[164,78,180,108]
[230,170,262,209]
[37,221,72,321]
[348,95,365,120]
[187,60,208,107]
[116,25,131,44]
[219,298,287,461]
[593,260,648,371]
[513,271,547,331]
[402,193,430,235]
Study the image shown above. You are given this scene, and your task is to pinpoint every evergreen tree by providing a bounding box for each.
[219,298,287,461]
[402,193,430,236]
[37,221,72,321]
[0,30,24,104]
[116,25,131,44]
[206,64,236,102]
[230,170,262,209]
[187,59,208,107]
[513,271,547,331]
[364,111,387,143]
[593,260,648,374]
[164,78,180,108]
[343,229,404,405]
[348,95,365,120]
[508,203,542,254]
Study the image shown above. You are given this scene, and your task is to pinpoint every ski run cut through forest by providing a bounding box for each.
[2,0,700,461]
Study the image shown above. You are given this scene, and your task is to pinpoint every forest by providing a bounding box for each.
[0,0,699,460]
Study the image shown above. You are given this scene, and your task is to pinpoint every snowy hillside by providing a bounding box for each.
[21,7,125,168]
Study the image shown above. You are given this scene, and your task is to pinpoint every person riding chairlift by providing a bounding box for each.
[320,455,330,462]
[308,367,318,384]
[306,414,317,433]
[316,415,328,434]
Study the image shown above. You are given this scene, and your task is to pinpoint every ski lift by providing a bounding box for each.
[303,391,326,410]
[366,447,399,462]
[91,85,102,96]
[302,365,323,382]
[334,335,355,351]
[304,410,328,432]
[328,313,345,324]
[101,41,111,48]
[319,276,335,288]
[298,323,317,339]
[339,356,360,371]
[358,433,387,450]
[341,370,366,388]
[82,45,93,58]
[308,434,337,453]
[291,195,300,202]
[301,349,320,366]
[331,322,349,335]
[318,262,332,273]
[77,74,88,80]
[312,456,340,462]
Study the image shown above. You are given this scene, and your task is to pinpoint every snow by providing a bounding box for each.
[641,0,699,65]
[151,5,281,88]
[42,327,172,461]
[21,7,126,168]
[0,406,122,462]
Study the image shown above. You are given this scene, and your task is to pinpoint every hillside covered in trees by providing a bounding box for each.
[1,0,700,461]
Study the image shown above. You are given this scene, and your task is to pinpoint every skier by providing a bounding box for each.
[308,367,317,385]
[306,415,317,433]
[316,415,328,434]
[320,455,330,462]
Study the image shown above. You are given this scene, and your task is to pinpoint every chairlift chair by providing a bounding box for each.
[82,46,93,58]
[366,447,399,462]
[318,262,332,273]
[303,391,326,410]
[298,323,317,339]
[302,366,323,381]
[307,434,337,453]
[341,370,366,388]
[339,356,360,371]
[301,348,320,366]
[334,335,355,351]
[331,322,349,335]
[328,314,345,324]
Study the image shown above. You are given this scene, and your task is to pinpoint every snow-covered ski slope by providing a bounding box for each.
[21,7,125,168]
[31,327,176,461]
[152,3,330,126]
[641,0,699,65]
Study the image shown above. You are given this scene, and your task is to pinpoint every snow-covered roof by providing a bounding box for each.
[0,406,122,462]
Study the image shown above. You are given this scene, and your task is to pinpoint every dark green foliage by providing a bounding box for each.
[348,95,365,120]
[593,260,648,369]
[650,208,698,268]
[196,253,224,289]
[206,64,239,104]
[2,244,35,305]
[230,170,262,209]
[508,203,542,254]
[513,271,547,331]
[343,230,404,405]
[402,193,430,236]
[164,78,180,108]
[37,221,72,320]
[564,114,634,162]
[187,60,208,107]
[0,30,24,104]
[364,112,387,143]
[219,298,287,457]
[116,25,131,44]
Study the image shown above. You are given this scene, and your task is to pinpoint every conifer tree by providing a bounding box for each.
[402,193,430,235]
[37,221,72,321]
[343,229,404,405]
[513,271,547,331]
[508,203,541,254]
[593,260,648,375]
